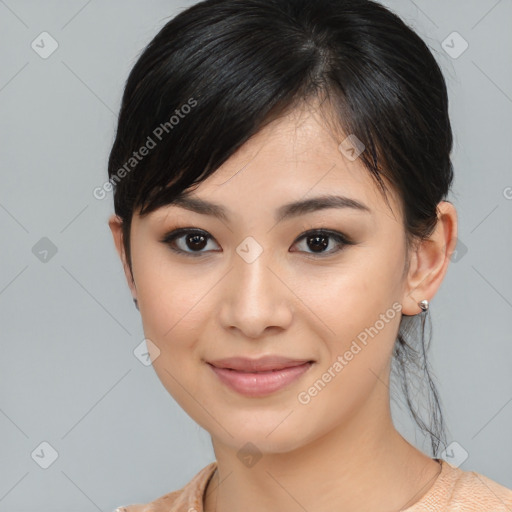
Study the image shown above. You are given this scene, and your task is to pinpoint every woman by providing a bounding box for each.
[107,0,512,510]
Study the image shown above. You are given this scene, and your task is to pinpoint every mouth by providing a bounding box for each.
[207,355,315,372]
[206,356,315,397]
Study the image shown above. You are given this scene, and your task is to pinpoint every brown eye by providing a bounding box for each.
[305,233,329,253]
[292,230,353,256]
[161,228,220,256]
[185,233,208,251]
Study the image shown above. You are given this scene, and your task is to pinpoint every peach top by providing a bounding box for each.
[116,458,512,512]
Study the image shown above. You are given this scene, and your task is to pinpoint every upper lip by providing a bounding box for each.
[207,356,314,372]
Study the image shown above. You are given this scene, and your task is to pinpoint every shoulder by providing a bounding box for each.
[448,466,512,511]
[114,461,217,512]
[408,459,512,512]
[114,489,182,512]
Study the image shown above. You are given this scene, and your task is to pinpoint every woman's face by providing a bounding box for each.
[112,106,417,454]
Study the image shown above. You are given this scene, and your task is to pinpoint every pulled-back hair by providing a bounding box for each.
[107,0,453,456]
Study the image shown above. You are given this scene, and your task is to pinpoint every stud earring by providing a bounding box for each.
[133,298,139,311]
[418,299,429,313]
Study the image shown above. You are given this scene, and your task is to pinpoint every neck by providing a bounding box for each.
[203,380,441,512]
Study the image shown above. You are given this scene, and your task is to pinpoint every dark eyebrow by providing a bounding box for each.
[170,193,371,223]
[275,194,371,222]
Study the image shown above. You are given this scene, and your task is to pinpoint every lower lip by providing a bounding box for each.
[208,362,314,397]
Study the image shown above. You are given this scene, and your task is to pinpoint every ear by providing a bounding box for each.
[108,214,137,300]
[401,201,458,315]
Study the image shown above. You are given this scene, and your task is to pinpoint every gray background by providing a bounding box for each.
[1,0,511,510]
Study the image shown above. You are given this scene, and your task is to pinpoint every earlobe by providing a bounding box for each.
[108,214,137,300]
[401,201,458,315]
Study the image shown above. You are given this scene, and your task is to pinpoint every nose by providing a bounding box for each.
[218,246,293,339]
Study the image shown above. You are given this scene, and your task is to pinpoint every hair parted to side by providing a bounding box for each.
[107,0,453,456]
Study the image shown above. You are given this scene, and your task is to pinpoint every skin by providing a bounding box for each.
[109,104,458,512]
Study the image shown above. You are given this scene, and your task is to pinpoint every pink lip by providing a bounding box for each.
[208,355,313,372]
[207,356,314,397]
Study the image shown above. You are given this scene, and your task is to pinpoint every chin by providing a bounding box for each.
[208,412,314,456]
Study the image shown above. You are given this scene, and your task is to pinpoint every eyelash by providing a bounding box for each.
[160,227,354,258]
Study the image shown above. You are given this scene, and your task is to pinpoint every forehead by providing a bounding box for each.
[144,106,402,225]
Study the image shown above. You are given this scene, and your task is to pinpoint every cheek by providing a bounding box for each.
[291,249,404,393]
[139,285,208,422]
[295,252,402,335]
[291,268,402,438]
[133,244,211,338]
[139,283,208,366]
[131,248,226,410]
